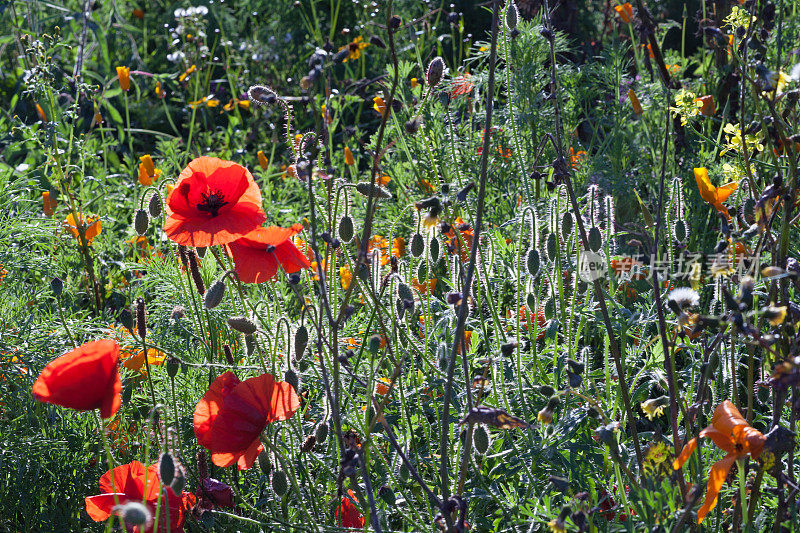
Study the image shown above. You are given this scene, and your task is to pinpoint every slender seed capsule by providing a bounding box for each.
[136,298,147,339]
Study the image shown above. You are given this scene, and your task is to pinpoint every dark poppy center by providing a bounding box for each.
[197,189,229,217]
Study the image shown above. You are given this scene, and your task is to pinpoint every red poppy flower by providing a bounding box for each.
[193,372,299,469]
[335,489,365,529]
[85,461,191,533]
[32,339,122,419]
[165,157,266,247]
[225,224,311,283]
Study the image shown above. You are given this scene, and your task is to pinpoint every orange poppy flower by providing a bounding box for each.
[673,400,766,523]
[36,103,47,122]
[628,89,643,115]
[344,146,355,166]
[569,147,587,169]
[123,348,167,374]
[85,460,192,533]
[391,237,405,258]
[373,96,387,116]
[694,167,738,218]
[165,157,266,247]
[411,277,437,295]
[450,73,474,98]
[32,339,122,419]
[694,95,716,116]
[335,489,365,529]
[116,66,130,91]
[193,372,299,469]
[445,218,474,263]
[132,8,145,18]
[257,150,269,170]
[614,3,633,23]
[340,265,354,289]
[64,213,103,245]
[225,224,311,283]
[42,191,57,216]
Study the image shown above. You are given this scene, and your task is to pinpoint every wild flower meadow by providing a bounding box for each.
[2,0,800,531]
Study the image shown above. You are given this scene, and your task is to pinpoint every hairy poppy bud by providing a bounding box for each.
[369,335,382,354]
[257,450,271,475]
[272,470,289,497]
[116,501,150,529]
[500,341,517,357]
[165,355,180,378]
[134,209,149,236]
[245,334,256,356]
[204,279,226,309]
[410,233,424,257]
[379,485,396,505]
[227,316,257,335]
[338,216,354,243]
[295,325,308,359]
[505,0,518,29]
[388,15,401,30]
[187,250,205,295]
[119,308,135,335]
[539,385,555,397]
[50,276,63,296]
[159,452,175,485]
[369,35,386,48]
[473,425,489,454]
[248,84,277,106]
[170,464,186,493]
[315,422,329,444]
[284,369,299,392]
[404,117,421,135]
[355,182,392,199]
[426,57,445,87]
[148,193,162,218]
[136,298,146,339]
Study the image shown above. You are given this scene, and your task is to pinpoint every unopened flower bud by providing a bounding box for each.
[227,316,257,335]
[134,209,149,236]
[50,277,63,296]
[165,355,180,378]
[204,279,226,309]
[187,250,205,295]
[148,193,162,218]
[426,57,445,87]
[223,344,235,365]
[505,0,518,29]
[115,501,150,529]
[158,452,175,485]
[136,298,147,339]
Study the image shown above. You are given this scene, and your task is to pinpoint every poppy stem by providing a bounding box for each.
[738,457,749,527]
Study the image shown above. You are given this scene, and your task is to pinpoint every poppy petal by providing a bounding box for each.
[335,489,366,529]
[733,425,766,459]
[716,182,738,204]
[236,439,264,470]
[98,461,148,497]
[699,427,737,454]
[697,455,736,523]
[709,400,748,438]
[226,226,310,283]
[672,437,698,470]
[32,339,121,418]
[273,241,312,274]
[165,203,266,247]
[85,494,129,521]
[694,168,719,206]
[194,371,241,448]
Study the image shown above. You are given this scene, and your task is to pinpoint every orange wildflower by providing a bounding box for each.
[450,73,474,98]
[116,66,130,91]
[64,213,103,245]
[132,8,145,18]
[694,95,716,116]
[628,89,643,115]
[340,265,354,289]
[373,96,387,116]
[569,147,587,169]
[391,237,405,258]
[344,146,355,166]
[411,277,437,295]
[614,3,633,23]
[36,103,47,122]
[673,400,766,523]
[42,191,57,216]
[694,167,738,218]
[257,150,269,170]
[179,64,197,82]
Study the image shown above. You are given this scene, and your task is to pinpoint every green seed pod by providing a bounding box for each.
[355,182,392,199]
[561,212,573,237]
[410,233,424,257]
[338,216,355,243]
[473,425,490,454]
[148,193,162,218]
[272,470,289,497]
[588,226,603,252]
[526,248,540,276]
[158,452,175,486]
[227,316,257,335]
[245,334,256,356]
[546,232,557,260]
[284,369,299,392]
[429,236,440,262]
[295,325,308,359]
[134,209,149,236]
[314,422,329,444]
[204,280,226,309]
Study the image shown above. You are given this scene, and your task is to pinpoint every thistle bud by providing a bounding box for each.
[148,192,162,218]
[136,298,147,339]
[204,279,226,309]
[134,209,149,236]
[227,316,257,335]
[158,452,175,485]
[50,276,63,296]
[426,57,445,87]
